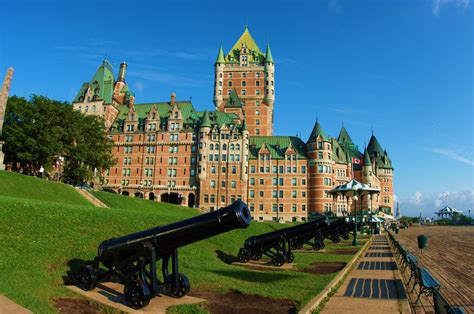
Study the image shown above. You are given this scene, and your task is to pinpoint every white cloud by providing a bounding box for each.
[400,189,474,217]
[428,147,474,166]
[432,0,470,16]
[133,81,145,92]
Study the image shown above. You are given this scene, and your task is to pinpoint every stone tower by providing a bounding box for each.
[0,67,14,170]
[306,120,334,214]
[214,27,275,136]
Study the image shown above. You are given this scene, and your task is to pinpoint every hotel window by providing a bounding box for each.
[259,204,264,211]
[291,178,297,186]
[251,166,256,173]
[204,195,209,203]
[210,195,215,203]
[256,90,260,95]
[256,119,260,125]
[256,72,260,78]
[249,203,254,211]
[228,81,233,87]
[256,101,260,106]
[279,178,283,185]
[259,191,264,197]
[279,190,284,198]
[273,166,277,173]
[242,73,247,78]
[210,180,216,188]
[302,191,306,198]
[272,204,277,212]
[256,129,260,135]
[292,205,297,212]
[292,191,297,198]
[250,190,255,198]
[256,80,260,86]
[242,81,246,86]
[279,204,284,212]
[256,110,260,116]
[229,73,233,78]
[228,90,232,95]
[250,178,255,185]
[259,179,264,185]
[302,178,306,185]
[232,166,237,174]
[272,190,277,198]
[318,152,323,159]
[231,180,236,188]
[302,204,306,212]
[273,178,277,186]
[221,181,226,188]
[287,167,291,173]
[222,167,226,173]
[211,166,216,174]
[242,90,246,95]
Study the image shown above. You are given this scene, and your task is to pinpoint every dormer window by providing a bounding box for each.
[174,112,178,118]
[152,112,156,119]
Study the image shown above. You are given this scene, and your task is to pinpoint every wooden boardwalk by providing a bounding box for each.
[394,226,474,313]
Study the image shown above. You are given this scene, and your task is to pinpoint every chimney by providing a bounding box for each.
[118,62,127,82]
[170,92,176,105]
[128,95,135,109]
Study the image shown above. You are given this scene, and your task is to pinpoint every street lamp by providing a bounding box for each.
[352,194,359,246]
[367,210,372,235]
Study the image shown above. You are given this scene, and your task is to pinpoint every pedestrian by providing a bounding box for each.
[39,165,44,179]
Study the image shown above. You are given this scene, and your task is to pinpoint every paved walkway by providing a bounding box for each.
[0,295,32,314]
[321,235,411,314]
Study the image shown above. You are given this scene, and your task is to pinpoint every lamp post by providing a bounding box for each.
[352,194,359,246]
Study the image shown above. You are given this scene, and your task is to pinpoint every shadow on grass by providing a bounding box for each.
[216,250,239,264]
[212,269,296,283]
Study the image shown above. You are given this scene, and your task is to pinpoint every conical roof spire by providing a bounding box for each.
[338,126,353,145]
[307,120,328,143]
[363,148,372,166]
[265,44,274,63]
[367,134,384,155]
[201,110,211,128]
[216,45,225,64]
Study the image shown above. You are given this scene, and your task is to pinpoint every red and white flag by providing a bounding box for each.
[352,157,362,164]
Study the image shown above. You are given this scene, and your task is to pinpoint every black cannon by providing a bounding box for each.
[321,218,352,243]
[237,217,329,266]
[76,201,251,309]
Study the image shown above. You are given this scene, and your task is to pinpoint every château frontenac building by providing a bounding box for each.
[72,27,394,222]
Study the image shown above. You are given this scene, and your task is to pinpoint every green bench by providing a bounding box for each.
[433,290,465,314]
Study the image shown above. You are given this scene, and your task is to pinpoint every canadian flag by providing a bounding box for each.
[352,157,362,164]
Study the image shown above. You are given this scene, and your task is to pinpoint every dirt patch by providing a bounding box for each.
[191,290,296,314]
[301,262,347,275]
[237,263,286,272]
[54,298,99,314]
[325,249,359,255]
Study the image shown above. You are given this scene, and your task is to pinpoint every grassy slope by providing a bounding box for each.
[0,171,90,206]
[0,171,363,313]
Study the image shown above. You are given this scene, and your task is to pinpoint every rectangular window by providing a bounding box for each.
[279,190,284,198]
[250,190,255,198]
[292,191,297,198]
[291,178,297,186]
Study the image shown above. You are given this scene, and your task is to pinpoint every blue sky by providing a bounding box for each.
[1,0,472,216]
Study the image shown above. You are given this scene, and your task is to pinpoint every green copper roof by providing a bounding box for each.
[367,135,384,155]
[265,44,274,63]
[331,138,348,164]
[226,27,264,63]
[216,46,225,64]
[201,110,211,127]
[338,126,354,145]
[363,148,372,166]
[307,120,328,142]
[249,136,307,159]
[73,59,115,104]
[367,135,393,169]
[226,89,243,107]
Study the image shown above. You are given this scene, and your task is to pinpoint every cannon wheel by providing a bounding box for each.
[124,280,151,309]
[271,253,285,267]
[238,248,250,263]
[286,252,295,263]
[331,230,340,243]
[77,264,97,291]
[251,252,262,261]
[170,273,190,298]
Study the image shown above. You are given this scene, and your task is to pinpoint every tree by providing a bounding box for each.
[3,95,115,184]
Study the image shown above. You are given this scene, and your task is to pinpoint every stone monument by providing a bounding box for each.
[0,67,14,170]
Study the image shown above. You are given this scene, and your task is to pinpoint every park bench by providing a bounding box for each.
[411,266,441,303]
[433,290,465,314]
[402,252,417,272]
[405,254,419,285]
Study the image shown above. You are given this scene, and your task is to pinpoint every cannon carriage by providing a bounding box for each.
[76,201,251,309]
[237,217,329,267]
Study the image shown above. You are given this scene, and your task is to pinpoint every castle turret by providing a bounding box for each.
[213,46,225,108]
[264,44,275,107]
[197,111,211,182]
[306,120,334,214]
[117,62,127,82]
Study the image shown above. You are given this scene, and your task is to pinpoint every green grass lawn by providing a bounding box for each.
[0,171,91,206]
[0,171,365,313]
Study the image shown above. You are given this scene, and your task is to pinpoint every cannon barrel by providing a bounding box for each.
[245,217,327,248]
[283,217,328,238]
[99,200,251,259]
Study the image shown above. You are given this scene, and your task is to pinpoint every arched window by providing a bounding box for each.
[210,144,214,150]
[236,144,240,150]
[228,81,233,87]
[152,112,156,119]
[223,144,227,150]
[215,144,220,150]
[230,144,235,150]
